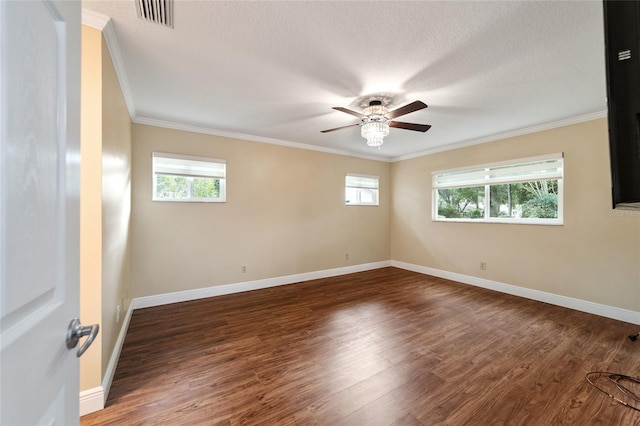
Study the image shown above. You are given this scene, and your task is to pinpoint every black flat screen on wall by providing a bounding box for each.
[603,0,640,209]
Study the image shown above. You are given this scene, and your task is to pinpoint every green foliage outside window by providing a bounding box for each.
[437,180,558,220]
[522,192,558,218]
[156,175,188,199]
[192,177,220,198]
[155,174,220,200]
[437,186,484,219]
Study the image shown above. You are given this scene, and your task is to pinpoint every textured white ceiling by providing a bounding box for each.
[82,0,607,161]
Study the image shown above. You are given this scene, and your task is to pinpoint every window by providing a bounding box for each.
[152,152,226,202]
[432,154,563,224]
[345,174,379,205]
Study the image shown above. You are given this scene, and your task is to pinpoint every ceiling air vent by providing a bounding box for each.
[135,0,173,28]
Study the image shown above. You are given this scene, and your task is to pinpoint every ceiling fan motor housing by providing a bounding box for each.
[363,100,389,123]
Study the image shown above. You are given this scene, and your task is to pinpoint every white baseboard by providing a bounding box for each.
[101,301,134,403]
[94,259,637,419]
[79,386,104,416]
[133,261,391,309]
[391,260,640,325]
[85,262,388,415]
[79,302,133,416]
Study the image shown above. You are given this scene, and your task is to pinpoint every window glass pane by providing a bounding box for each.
[433,155,562,224]
[489,180,558,219]
[360,189,374,204]
[345,188,357,204]
[346,187,379,205]
[152,152,226,202]
[192,177,220,198]
[345,175,379,205]
[155,174,188,199]
[488,183,519,218]
[437,186,484,219]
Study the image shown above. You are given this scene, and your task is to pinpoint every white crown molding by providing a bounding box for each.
[81,9,110,30]
[79,11,606,165]
[390,110,608,162]
[101,21,137,119]
[391,260,640,325]
[135,110,607,165]
[133,261,391,309]
[133,116,390,162]
[81,9,137,119]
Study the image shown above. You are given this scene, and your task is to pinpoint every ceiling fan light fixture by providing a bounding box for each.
[322,99,429,149]
[361,121,389,147]
[362,101,388,117]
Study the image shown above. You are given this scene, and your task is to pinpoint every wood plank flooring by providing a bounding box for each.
[81,267,640,425]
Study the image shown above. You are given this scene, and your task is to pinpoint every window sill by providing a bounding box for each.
[432,218,563,225]
[152,198,226,203]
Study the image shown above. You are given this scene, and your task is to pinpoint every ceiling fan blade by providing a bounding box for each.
[320,123,360,133]
[389,121,432,132]
[386,101,428,119]
[333,107,366,119]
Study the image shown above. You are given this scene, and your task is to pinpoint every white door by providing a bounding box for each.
[1,0,83,424]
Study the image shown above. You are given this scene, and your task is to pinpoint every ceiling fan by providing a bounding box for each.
[321,100,431,147]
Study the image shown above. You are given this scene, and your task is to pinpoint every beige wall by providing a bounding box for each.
[391,118,640,311]
[131,124,391,297]
[80,25,103,391]
[80,25,132,394]
[100,36,132,379]
[132,119,640,314]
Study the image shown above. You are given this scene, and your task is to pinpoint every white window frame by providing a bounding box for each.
[345,174,379,206]
[152,152,226,202]
[432,153,563,225]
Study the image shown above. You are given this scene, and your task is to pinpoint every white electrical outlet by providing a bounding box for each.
[480,262,487,271]
[241,266,247,273]
[345,253,349,260]
[116,304,121,323]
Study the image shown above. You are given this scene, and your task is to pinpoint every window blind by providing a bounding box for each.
[153,152,225,179]
[432,154,563,189]
[346,174,379,189]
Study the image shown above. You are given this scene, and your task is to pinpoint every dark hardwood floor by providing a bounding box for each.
[81,267,640,425]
